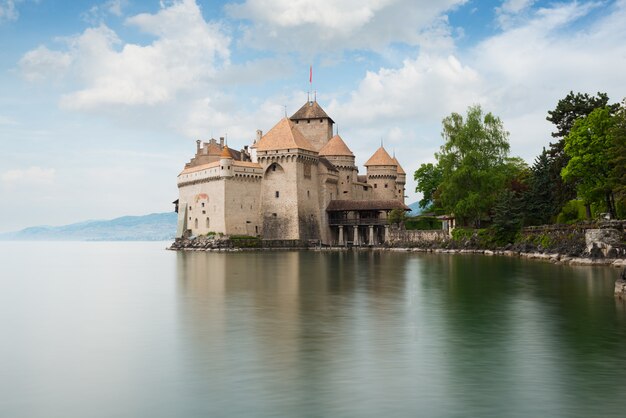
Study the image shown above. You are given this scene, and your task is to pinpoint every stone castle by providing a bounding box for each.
[175,99,409,245]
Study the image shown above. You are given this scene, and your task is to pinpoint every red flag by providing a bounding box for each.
[309,65,312,84]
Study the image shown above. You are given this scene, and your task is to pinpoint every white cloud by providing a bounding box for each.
[495,0,536,28]
[19,46,73,82]
[82,0,126,24]
[0,0,18,22]
[1,166,56,185]
[19,0,230,109]
[226,0,466,53]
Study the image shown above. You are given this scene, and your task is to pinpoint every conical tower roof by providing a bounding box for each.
[290,100,335,123]
[392,156,405,174]
[255,118,316,152]
[220,145,233,159]
[364,146,396,166]
[319,135,353,156]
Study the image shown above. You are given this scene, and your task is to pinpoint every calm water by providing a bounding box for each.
[0,242,625,418]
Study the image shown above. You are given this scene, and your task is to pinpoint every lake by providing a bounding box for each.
[1,242,625,417]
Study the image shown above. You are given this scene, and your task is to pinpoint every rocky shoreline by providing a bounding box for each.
[168,237,626,268]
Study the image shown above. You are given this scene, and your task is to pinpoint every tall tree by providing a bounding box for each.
[436,105,510,227]
[608,100,626,217]
[562,107,617,218]
[524,148,555,225]
[545,91,617,216]
[414,162,443,210]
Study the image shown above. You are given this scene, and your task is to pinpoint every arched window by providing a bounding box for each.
[206,217,210,228]
[194,218,198,229]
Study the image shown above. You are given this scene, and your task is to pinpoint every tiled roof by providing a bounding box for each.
[179,161,220,175]
[255,118,316,152]
[205,141,222,155]
[290,100,334,123]
[234,161,262,168]
[326,200,410,211]
[220,146,233,159]
[364,146,397,167]
[319,135,353,156]
[392,156,406,174]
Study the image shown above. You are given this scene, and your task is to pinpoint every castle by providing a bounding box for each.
[175,99,409,245]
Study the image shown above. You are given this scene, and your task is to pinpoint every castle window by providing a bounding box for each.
[201,202,205,207]
[307,190,310,198]
[320,119,323,123]
[374,184,377,189]
[296,120,299,124]
[273,213,277,217]
[275,191,279,198]
[206,218,210,228]
[189,205,192,210]
[384,184,388,188]
[272,165,276,171]
[307,120,310,124]
[194,218,198,229]
[202,210,206,214]
[343,191,348,194]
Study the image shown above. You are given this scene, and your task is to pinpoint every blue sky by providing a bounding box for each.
[1,0,625,232]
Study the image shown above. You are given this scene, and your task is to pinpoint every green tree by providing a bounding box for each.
[609,100,626,217]
[492,188,524,244]
[414,162,443,210]
[436,105,511,227]
[524,149,555,225]
[545,92,617,216]
[561,107,617,218]
[388,208,407,226]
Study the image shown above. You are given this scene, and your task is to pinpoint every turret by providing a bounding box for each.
[364,146,397,200]
[319,134,356,199]
[220,146,233,178]
[392,156,406,203]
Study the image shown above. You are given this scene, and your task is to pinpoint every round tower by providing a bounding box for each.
[364,146,397,201]
[319,134,356,200]
[392,156,406,203]
[220,146,233,178]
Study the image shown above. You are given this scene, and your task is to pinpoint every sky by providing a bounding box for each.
[0,0,625,232]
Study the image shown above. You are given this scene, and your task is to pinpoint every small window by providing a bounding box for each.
[307,190,310,198]
[374,184,377,189]
[272,213,277,217]
[194,218,198,229]
[275,191,279,198]
[206,218,209,228]
[343,191,348,194]
[189,205,192,210]
[202,210,206,214]
[201,202,205,207]
[272,165,276,171]
[296,120,299,124]
[320,119,323,123]
[307,120,310,124]
[384,184,388,188]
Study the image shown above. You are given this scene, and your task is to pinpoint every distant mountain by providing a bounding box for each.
[407,201,422,215]
[0,212,177,241]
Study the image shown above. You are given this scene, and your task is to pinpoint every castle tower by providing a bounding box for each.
[392,156,406,203]
[220,146,233,178]
[319,134,356,200]
[290,100,334,152]
[364,146,398,201]
[254,118,322,240]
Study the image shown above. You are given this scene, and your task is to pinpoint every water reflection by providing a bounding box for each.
[174,251,626,417]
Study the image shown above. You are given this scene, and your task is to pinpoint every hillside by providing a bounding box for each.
[0,212,177,241]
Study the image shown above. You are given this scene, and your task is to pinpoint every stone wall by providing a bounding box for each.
[386,228,447,246]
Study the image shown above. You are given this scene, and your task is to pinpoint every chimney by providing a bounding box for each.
[220,137,224,147]
[256,130,262,142]
[196,139,201,153]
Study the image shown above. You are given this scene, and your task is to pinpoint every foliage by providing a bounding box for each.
[491,188,524,245]
[436,105,511,227]
[609,100,626,218]
[524,149,556,225]
[414,163,443,210]
[544,92,615,217]
[556,200,586,224]
[388,208,407,226]
[404,216,442,230]
[562,107,617,217]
